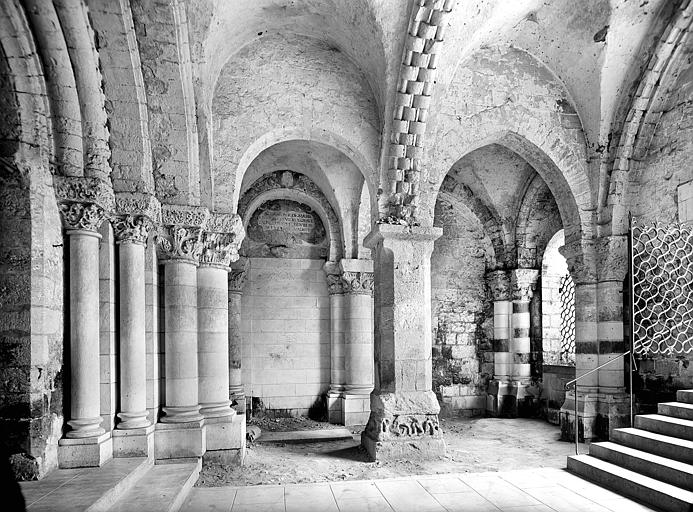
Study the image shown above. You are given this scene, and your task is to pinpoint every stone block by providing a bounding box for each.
[154,421,205,460]
[112,424,155,458]
[204,414,245,452]
[58,432,113,468]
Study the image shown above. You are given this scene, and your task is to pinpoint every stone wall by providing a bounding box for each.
[630,76,693,406]
[431,197,493,416]
[241,258,331,417]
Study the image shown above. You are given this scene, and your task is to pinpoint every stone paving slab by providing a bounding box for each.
[181,468,658,512]
[255,428,354,443]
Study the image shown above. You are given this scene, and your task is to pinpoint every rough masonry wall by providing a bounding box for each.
[630,71,693,403]
[241,258,331,417]
[212,32,380,212]
[431,197,493,416]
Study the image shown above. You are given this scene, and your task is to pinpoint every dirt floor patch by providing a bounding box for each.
[197,417,584,487]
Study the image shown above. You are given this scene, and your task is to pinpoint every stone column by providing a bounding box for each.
[341,259,374,426]
[228,257,249,415]
[361,224,445,461]
[55,176,114,468]
[510,268,539,416]
[595,235,630,438]
[485,270,512,416]
[198,213,246,463]
[154,205,208,460]
[324,261,346,424]
[111,194,160,457]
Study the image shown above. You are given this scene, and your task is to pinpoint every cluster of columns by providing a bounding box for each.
[486,268,539,417]
[559,237,630,442]
[54,177,246,467]
[324,259,375,426]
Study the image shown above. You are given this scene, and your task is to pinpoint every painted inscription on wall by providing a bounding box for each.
[244,199,328,259]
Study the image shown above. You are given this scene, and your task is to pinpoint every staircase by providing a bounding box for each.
[568,389,693,512]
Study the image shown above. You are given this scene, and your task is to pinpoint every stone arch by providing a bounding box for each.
[229,128,378,220]
[515,174,563,270]
[237,171,344,262]
[602,1,693,235]
[0,2,65,478]
[437,176,507,269]
[211,32,380,214]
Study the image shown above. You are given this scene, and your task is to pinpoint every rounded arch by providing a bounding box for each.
[237,172,344,262]
[229,128,378,219]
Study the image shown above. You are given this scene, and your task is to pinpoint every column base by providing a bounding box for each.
[230,392,246,415]
[203,414,246,465]
[200,401,234,419]
[154,420,206,460]
[360,391,446,461]
[327,392,344,424]
[160,405,204,423]
[343,393,371,426]
[113,424,155,458]
[486,380,536,418]
[58,432,113,468]
[560,390,600,442]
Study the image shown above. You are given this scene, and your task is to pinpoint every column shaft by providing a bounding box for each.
[343,292,373,395]
[162,260,203,422]
[198,265,232,417]
[117,241,150,428]
[67,230,105,438]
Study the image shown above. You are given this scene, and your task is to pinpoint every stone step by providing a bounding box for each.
[635,414,693,441]
[255,428,354,443]
[108,460,200,512]
[613,427,693,464]
[22,457,152,512]
[678,390,693,405]
[589,441,693,491]
[660,402,693,421]
[567,454,693,512]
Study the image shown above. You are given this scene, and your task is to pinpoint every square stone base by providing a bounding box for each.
[203,413,246,464]
[327,393,344,424]
[58,432,113,469]
[112,424,155,458]
[154,421,205,460]
[344,395,370,426]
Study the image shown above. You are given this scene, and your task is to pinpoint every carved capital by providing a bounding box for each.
[341,271,374,296]
[113,193,160,245]
[229,257,249,293]
[113,214,154,245]
[323,261,344,295]
[199,213,245,268]
[156,204,209,262]
[511,268,540,302]
[54,176,114,232]
[486,270,511,301]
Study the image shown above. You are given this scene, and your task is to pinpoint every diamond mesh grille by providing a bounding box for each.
[632,221,693,356]
[559,273,576,364]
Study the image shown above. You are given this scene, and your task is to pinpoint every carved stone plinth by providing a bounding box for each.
[361,391,446,461]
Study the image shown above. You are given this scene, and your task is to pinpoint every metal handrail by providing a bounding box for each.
[564,350,637,455]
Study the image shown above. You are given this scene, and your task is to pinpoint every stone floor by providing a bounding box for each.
[182,467,656,512]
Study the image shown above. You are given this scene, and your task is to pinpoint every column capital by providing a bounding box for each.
[485,270,511,301]
[323,260,344,295]
[54,176,114,232]
[113,193,161,245]
[229,257,249,293]
[199,213,245,268]
[156,204,209,263]
[594,234,629,282]
[511,268,539,302]
[341,271,374,296]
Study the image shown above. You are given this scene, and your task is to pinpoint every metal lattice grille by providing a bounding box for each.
[559,273,576,364]
[632,221,693,355]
